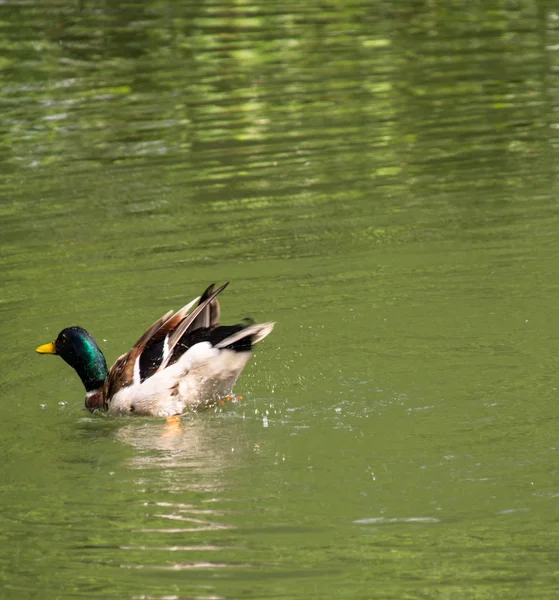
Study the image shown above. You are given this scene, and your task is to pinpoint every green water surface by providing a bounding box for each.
[2,1,559,598]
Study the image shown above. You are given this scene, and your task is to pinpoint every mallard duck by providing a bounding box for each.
[36,283,274,417]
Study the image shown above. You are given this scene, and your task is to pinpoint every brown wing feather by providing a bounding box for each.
[188,284,221,331]
[141,296,200,358]
[158,282,229,371]
[103,310,173,402]
[103,353,129,407]
[156,297,200,339]
[204,283,221,328]
[135,296,202,381]
[103,282,229,402]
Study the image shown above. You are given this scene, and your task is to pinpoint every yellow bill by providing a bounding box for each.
[36,341,57,354]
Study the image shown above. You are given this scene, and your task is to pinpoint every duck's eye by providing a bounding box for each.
[129,405,135,413]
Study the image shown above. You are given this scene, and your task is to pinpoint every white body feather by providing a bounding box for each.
[108,342,253,417]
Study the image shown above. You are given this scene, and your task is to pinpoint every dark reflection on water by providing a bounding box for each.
[2,1,559,599]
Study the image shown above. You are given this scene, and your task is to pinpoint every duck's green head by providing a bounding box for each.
[36,326,109,392]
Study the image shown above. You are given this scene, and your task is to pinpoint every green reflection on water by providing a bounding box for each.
[1,1,559,598]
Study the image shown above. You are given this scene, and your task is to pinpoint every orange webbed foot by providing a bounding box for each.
[162,415,183,438]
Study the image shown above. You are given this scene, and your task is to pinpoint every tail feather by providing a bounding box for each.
[215,322,275,350]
